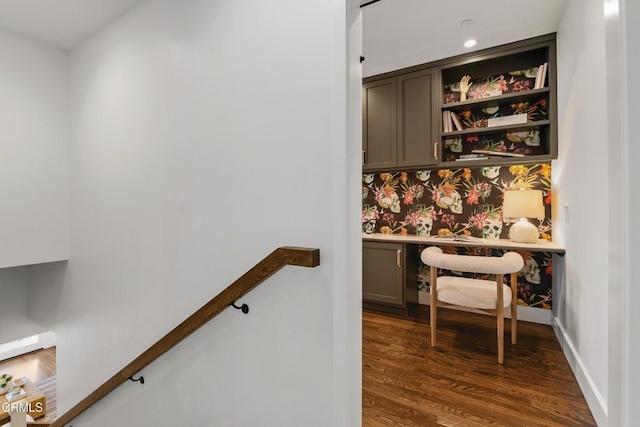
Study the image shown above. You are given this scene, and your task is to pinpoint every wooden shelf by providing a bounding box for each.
[441,88,550,112]
[441,120,550,137]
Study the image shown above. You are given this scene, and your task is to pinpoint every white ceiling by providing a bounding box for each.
[362,0,567,77]
[0,0,143,50]
[0,0,566,61]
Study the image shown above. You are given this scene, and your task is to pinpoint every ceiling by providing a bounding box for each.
[0,0,566,59]
[362,0,567,77]
[0,0,142,50]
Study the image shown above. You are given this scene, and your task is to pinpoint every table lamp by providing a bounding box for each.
[502,189,545,243]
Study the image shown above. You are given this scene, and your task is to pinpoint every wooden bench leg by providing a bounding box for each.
[497,275,504,364]
[511,272,518,345]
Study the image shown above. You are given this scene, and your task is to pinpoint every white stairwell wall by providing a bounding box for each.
[0,29,69,270]
[57,0,361,426]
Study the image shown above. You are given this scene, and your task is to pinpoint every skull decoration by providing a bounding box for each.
[507,130,540,146]
[483,106,500,115]
[363,174,375,184]
[523,130,541,146]
[363,219,377,234]
[450,191,463,214]
[523,258,541,284]
[415,214,433,236]
[482,217,503,240]
[481,166,501,180]
[379,192,401,213]
[362,205,379,234]
[415,170,431,182]
[445,138,463,153]
[435,189,463,214]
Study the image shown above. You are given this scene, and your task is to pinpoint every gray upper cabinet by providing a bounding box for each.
[362,68,438,171]
[397,68,439,168]
[362,77,397,170]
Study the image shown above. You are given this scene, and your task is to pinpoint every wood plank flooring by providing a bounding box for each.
[363,307,596,426]
[0,347,57,425]
[0,347,55,384]
[1,315,596,427]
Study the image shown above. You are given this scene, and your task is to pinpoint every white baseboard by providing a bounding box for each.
[552,317,607,426]
[418,291,551,324]
[0,331,56,362]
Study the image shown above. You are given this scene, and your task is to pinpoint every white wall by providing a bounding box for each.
[58,0,360,426]
[0,266,33,343]
[553,0,609,423]
[0,29,68,348]
[606,0,640,424]
[621,0,640,420]
[0,29,69,269]
[0,261,66,347]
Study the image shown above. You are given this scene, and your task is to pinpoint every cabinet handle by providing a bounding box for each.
[362,150,365,165]
[433,142,439,160]
[396,249,402,267]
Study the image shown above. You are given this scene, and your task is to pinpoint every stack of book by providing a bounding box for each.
[455,153,488,161]
[442,110,463,132]
[534,62,548,89]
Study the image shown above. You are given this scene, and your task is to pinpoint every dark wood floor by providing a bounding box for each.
[363,307,596,426]
[1,315,595,427]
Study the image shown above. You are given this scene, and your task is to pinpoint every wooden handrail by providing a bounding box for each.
[42,246,319,427]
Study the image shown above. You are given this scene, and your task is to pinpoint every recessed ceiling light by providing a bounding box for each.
[464,39,477,48]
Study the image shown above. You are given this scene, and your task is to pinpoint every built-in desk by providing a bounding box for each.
[363,233,565,254]
[362,233,565,322]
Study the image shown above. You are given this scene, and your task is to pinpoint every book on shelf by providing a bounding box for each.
[471,149,525,157]
[534,62,548,89]
[455,157,488,161]
[456,153,488,160]
[534,65,543,89]
[442,110,451,132]
[450,111,463,131]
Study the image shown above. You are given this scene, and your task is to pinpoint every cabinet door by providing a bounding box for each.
[363,241,404,306]
[397,68,439,167]
[362,77,397,171]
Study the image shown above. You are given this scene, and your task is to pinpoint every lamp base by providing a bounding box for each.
[508,218,539,244]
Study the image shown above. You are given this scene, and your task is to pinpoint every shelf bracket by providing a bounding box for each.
[129,375,144,385]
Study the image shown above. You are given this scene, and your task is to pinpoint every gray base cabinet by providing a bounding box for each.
[363,241,419,316]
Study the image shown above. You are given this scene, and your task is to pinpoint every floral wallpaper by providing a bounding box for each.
[362,163,554,309]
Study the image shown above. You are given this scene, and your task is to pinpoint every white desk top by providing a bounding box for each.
[362,233,565,253]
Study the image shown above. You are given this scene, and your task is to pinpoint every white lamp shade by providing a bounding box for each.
[502,190,545,221]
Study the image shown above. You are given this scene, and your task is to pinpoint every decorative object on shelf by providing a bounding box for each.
[459,75,472,101]
[487,113,528,128]
[471,149,525,158]
[0,373,13,395]
[502,189,545,243]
